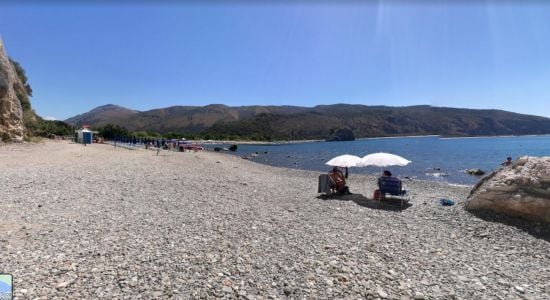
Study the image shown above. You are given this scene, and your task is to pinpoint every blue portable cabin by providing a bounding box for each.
[76,127,94,144]
[83,131,92,144]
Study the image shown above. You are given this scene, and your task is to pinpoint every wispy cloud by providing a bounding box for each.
[44,116,57,121]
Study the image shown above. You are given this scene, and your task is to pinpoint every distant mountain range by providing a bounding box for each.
[65,104,550,140]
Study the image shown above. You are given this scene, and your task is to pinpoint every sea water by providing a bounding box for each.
[221,135,550,185]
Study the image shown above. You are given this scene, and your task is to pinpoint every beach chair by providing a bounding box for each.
[318,174,336,195]
[377,177,410,206]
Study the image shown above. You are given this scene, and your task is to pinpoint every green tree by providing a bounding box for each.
[96,124,129,140]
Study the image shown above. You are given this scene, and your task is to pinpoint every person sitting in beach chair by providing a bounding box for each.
[328,167,352,195]
[374,170,409,206]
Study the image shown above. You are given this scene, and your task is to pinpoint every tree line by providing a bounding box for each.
[93,123,273,141]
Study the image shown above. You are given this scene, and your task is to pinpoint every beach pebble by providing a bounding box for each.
[55,280,73,289]
[377,287,388,298]
[0,141,548,299]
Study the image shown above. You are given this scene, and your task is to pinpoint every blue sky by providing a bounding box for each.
[1,1,550,120]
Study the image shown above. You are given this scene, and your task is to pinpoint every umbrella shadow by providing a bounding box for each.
[316,193,412,211]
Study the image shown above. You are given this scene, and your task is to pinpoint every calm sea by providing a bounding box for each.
[215,135,550,185]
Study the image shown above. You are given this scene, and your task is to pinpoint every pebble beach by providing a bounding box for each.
[1,141,548,299]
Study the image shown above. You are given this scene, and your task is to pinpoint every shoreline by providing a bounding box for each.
[108,139,479,187]
[440,133,550,139]
[198,139,323,145]
[215,148,485,187]
[195,133,550,145]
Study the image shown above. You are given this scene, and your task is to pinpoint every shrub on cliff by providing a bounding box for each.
[9,58,33,111]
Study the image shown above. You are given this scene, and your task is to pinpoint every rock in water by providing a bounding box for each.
[326,127,355,142]
[466,156,550,223]
[0,38,25,142]
[467,168,485,176]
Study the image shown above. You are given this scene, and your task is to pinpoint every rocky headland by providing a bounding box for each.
[0,38,25,142]
[326,127,355,142]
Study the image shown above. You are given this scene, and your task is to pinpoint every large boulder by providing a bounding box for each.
[326,127,355,142]
[0,39,25,142]
[465,156,550,223]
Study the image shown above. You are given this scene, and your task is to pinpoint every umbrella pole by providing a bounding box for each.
[366,175,369,199]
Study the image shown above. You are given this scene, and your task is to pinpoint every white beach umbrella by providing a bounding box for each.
[325,154,363,167]
[360,152,411,167]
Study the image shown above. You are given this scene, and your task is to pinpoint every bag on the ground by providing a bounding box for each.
[373,189,384,200]
[439,198,455,206]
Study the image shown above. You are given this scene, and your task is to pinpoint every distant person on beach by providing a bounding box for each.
[328,167,351,194]
[501,157,513,166]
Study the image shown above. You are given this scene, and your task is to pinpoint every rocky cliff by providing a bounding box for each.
[466,156,550,223]
[0,39,25,141]
[326,127,355,141]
